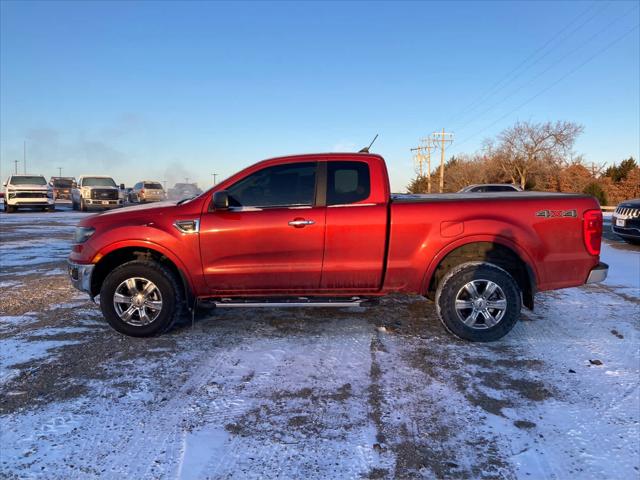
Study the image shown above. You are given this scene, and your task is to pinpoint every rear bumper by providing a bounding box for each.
[68,260,94,295]
[586,262,608,284]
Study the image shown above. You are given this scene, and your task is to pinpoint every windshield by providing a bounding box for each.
[144,182,163,189]
[82,177,117,187]
[9,176,47,186]
[53,178,74,187]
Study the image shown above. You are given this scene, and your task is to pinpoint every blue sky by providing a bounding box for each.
[1,1,638,192]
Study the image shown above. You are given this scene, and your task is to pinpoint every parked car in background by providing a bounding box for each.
[68,152,607,341]
[459,184,523,193]
[167,182,202,201]
[3,174,55,213]
[612,199,640,244]
[49,176,76,200]
[129,181,166,203]
[71,176,123,211]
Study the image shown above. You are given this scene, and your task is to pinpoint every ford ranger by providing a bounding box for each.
[68,153,608,341]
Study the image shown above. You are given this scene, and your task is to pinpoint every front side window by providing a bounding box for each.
[327,161,370,205]
[228,162,316,208]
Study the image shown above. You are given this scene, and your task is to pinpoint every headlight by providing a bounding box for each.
[74,226,95,243]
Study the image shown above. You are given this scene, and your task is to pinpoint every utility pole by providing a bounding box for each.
[13,160,19,174]
[211,173,218,185]
[410,137,437,193]
[431,128,454,193]
[57,167,62,177]
[23,140,26,174]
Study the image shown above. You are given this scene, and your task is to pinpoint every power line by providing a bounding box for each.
[445,1,606,128]
[452,22,640,153]
[451,3,638,135]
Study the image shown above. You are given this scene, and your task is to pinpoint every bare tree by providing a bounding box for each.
[490,121,584,189]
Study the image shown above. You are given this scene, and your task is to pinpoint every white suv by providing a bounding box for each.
[71,176,124,211]
[3,174,55,213]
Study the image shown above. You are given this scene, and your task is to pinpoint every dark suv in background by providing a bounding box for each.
[49,177,76,200]
[612,199,640,244]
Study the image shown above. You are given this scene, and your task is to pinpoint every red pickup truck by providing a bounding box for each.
[68,153,607,341]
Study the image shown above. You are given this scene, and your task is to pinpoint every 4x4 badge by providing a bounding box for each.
[536,209,577,218]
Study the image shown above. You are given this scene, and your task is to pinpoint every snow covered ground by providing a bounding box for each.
[0,206,638,479]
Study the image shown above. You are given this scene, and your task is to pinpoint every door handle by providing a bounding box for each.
[288,219,315,228]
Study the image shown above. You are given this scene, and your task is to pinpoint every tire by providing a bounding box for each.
[80,198,87,212]
[100,260,184,337]
[622,237,640,245]
[435,262,521,342]
[47,205,55,212]
[71,198,77,210]
[6,204,16,213]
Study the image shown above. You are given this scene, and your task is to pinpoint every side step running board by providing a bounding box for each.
[203,297,377,308]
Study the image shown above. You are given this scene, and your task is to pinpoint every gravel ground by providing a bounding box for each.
[0,205,638,479]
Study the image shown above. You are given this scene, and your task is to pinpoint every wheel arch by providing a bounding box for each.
[423,239,537,310]
[90,245,194,306]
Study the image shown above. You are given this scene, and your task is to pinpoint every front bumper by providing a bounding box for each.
[68,261,95,295]
[586,262,609,284]
[85,199,123,209]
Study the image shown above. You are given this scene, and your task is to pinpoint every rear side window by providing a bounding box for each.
[227,162,317,208]
[327,161,370,205]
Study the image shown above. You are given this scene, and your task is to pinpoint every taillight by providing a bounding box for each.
[583,209,602,256]
[140,189,145,193]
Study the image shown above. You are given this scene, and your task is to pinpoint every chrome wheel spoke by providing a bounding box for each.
[487,299,507,311]
[125,278,138,295]
[121,305,137,321]
[483,282,498,299]
[464,282,480,299]
[114,293,133,304]
[480,309,498,327]
[455,299,474,309]
[144,299,162,311]
[141,281,157,297]
[464,310,480,327]
[139,308,151,325]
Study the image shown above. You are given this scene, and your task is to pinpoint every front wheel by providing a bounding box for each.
[100,260,184,337]
[435,262,521,342]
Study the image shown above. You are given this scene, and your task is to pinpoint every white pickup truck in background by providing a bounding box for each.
[71,175,124,211]
[3,174,55,213]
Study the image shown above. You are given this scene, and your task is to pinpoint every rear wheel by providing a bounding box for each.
[435,262,521,342]
[100,260,184,337]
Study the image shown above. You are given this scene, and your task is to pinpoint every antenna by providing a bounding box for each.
[359,134,379,153]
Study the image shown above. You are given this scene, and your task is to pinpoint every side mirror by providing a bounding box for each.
[120,183,125,190]
[212,191,229,210]
[2,182,6,187]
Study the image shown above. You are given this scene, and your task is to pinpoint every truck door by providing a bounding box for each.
[320,160,387,290]
[199,161,325,292]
